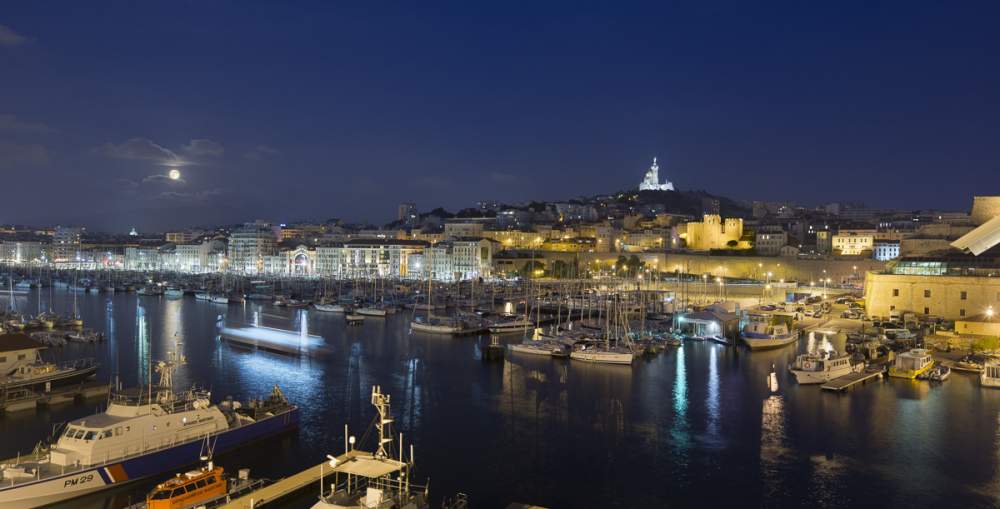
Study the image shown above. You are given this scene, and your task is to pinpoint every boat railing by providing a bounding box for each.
[322,475,427,501]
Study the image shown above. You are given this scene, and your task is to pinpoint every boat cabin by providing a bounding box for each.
[0,333,44,377]
[147,466,226,509]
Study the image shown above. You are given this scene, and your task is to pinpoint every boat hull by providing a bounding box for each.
[0,407,299,509]
[410,322,461,335]
[2,363,98,392]
[569,350,634,365]
[741,332,798,350]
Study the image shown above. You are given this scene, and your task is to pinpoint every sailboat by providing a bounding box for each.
[569,295,635,365]
[410,249,467,335]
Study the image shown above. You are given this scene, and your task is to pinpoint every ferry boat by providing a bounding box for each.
[0,347,298,509]
[888,348,934,379]
[310,386,428,509]
[788,350,859,384]
[0,333,98,391]
[981,360,1000,388]
[741,313,798,350]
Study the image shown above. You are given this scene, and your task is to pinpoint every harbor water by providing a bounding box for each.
[3,290,1000,508]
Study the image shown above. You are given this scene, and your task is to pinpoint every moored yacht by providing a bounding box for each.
[981,360,1000,388]
[569,344,634,365]
[789,349,859,384]
[741,313,798,350]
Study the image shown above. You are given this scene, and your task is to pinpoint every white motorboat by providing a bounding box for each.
[356,306,387,317]
[741,313,798,350]
[508,340,568,357]
[789,349,859,384]
[569,344,634,365]
[164,288,184,299]
[313,303,345,312]
[210,294,230,304]
[981,360,1000,388]
[410,317,465,335]
[195,292,211,301]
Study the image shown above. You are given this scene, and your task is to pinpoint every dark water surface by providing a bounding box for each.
[3,290,1000,508]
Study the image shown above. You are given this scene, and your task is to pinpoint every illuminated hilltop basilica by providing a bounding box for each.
[638,157,674,191]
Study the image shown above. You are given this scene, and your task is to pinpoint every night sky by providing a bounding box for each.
[2,3,998,232]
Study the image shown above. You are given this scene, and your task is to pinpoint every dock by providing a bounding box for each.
[1,382,109,413]
[217,451,365,509]
[821,370,884,392]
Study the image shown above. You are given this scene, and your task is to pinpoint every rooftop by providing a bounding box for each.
[0,333,44,353]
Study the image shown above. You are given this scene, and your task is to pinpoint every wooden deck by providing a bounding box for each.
[217,451,365,509]
[821,370,883,392]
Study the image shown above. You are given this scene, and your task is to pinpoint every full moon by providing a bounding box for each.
[168,169,181,180]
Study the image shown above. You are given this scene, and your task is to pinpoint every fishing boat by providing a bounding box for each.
[788,349,859,384]
[888,348,934,379]
[981,360,1000,388]
[0,345,298,509]
[740,313,798,350]
[310,386,428,509]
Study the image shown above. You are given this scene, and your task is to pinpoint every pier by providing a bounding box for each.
[821,370,884,392]
[217,451,367,509]
[0,381,109,413]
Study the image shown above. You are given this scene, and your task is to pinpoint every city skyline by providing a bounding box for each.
[2,3,998,231]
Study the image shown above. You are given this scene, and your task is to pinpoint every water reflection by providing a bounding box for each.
[671,345,690,455]
[135,304,148,384]
[761,395,789,500]
[707,345,719,437]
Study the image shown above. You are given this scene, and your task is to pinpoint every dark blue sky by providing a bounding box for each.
[1,2,998,231]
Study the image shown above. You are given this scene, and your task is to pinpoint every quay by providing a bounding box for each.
[217,451,367,509]
[0,381,109,413]
[821,370,884,392]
